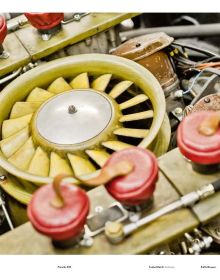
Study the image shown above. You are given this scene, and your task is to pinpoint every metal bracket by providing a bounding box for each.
[61,13,89,25]
[85,202,128,237]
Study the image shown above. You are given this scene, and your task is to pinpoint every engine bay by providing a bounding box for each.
[0,12,219,255]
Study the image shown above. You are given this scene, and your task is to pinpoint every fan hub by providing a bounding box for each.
[35,89,113,146]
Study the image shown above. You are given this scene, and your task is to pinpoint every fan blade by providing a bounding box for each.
[68,154,96,176]
[47,77,72,94]
[28,147,50,177]
[8,137,35,171]
[114,128,149,138]
[49,152,73,177]
[0,127,29,158]
[10,102,42,119]
[119,110,154,122]
[102,141,132,151]
[119,94,148,110]
[26,87,55,102]
[86,150,110,167]
[70,73,90,89]
[109,81,133,99]
[92,74,112,92]
[2,114,33,139]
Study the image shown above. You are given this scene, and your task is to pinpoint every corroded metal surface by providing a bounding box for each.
[192,93,220,113]
[112,32,178,92]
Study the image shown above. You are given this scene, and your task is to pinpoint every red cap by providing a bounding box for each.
[24,13,64,30]
[28,183,89,241]
[177,111,220,164]
[0,16,7,44]
[105,147,158,206]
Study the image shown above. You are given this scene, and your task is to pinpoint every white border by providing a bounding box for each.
[0,0,220,13]
[0,255,219,279]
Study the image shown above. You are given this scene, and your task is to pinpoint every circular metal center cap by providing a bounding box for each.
[36,89,112,145]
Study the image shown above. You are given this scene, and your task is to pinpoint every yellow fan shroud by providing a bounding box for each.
[0,54,170,206]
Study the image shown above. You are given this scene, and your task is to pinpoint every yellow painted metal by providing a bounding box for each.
[0,54,167,204]
[49,152,73,177]
[114,128,149,138]
[68,154,96,176]
[15,13,138,61]
[28,147,50,177]
[86,150,110,167]
[26,88,55,102]
[70,73,90,89]
[91,74,112,92]
[120,110,154,122]
[102,140,132,151]
[0,127,29,158]
[119,94,149,110]
[8,137,35,171]
[2,114,32,139]
[0,33,31,77]
[47,77,72,93]
[109,80,133,99]
[10,102,42,119]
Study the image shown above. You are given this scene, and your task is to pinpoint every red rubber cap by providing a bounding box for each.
[105,147,158,206]
[0,16,7,44]
[177,111,220,164]
[28,183,89,241]
[24,13,64,30]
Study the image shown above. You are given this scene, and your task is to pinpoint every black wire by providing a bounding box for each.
[172,42,220,59]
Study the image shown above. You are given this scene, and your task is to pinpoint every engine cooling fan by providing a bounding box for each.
[0,54,169,203]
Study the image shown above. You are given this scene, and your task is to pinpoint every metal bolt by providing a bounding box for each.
[204,97,211,103]
[68,105,77,114]
[41,33,51,41]
[174,90,184,98]
[174,107,183,115]
[0,50,10,59]
[129,212,141,223]
[0,175,7,182]
[95,206,103,213]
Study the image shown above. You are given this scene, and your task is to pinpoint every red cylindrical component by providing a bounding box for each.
[105,147,158,206]
[28,182,89,242]
[177,111,220,165]
[24,13,64,30]
[0,16,7,44]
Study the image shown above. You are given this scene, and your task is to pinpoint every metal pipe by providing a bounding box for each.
[120,23,220,41]
[0,196,14,230]
[105,180,219,243]
[0,67,22,85]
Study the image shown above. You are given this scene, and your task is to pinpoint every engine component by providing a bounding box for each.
[28,174,90,248]
[183,229,213,255]
[24,13,64,41]
[104,178,220,244]
[104,147,158,211]
[0,146,220,254]
[0,178,13,230]
[202,215,220,244]
[112,32,179,96]
[177,111,220,174]
[120,23,220,41]
[191,93,220,113]
[0,16,9,59]
[0,54,169,226]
